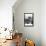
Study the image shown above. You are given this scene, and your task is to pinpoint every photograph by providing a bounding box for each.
[24,13,34,27]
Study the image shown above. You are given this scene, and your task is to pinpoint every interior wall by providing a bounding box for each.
[13,0,41,46]
[0,0,16,30]
[41,0,46,46]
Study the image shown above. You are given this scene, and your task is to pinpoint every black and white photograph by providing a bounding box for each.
[24,13,34,27]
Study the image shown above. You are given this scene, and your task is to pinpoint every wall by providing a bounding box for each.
[13,0,41,46]
[41,0,46,46]
[0,0,17,30]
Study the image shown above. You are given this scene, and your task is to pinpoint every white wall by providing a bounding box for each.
[41,0,46,46]
[0,0,17,30]
[13,0,41,46]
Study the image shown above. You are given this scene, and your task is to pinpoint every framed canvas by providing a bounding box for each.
[24,13,34,27]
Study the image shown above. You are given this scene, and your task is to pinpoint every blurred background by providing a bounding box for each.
[0,0,46,46]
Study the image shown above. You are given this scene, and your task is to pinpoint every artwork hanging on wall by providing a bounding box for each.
[24,13,34,27]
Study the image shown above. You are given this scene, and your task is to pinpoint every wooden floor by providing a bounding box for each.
[0,39,16,46]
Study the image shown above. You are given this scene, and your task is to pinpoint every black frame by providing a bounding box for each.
[24,13,34,27]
